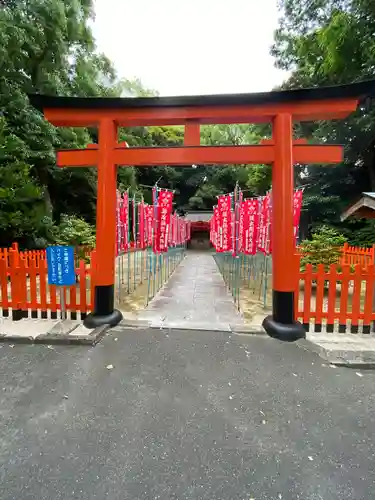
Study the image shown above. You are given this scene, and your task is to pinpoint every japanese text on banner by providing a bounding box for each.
[156,190,174,253]
[244,199,259,255]
[144,205,153,246]
[217,195,232,252]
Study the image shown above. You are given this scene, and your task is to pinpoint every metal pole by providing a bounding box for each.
[152,185,158,297]
[141,247,144,283]
[146,248,151,305]
[120,251,124,284]
[152,252,156,298]
[133,194,136,291]
[117,253,121,305]
[263,255,269,307]
[60,287,66,321]
[158,254,162,290]
[127,189,130,294]
[234,184,241,308]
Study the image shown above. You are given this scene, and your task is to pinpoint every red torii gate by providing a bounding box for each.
[30,80,375,341]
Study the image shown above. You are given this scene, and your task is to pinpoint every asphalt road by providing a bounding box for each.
[0,328,375,500]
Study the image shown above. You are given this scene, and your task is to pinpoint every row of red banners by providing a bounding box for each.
[210,189,303,255]
[116,190,191,255]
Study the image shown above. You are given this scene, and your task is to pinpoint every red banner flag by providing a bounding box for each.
[230,209,235,257]
[138,201,146,249]
[240,201,247,253]
[168,211,173,246]
[211,208,217,249]
[176,216,180,246]
[257,197,264,253]
[187,220,191,242]
[216,204,224,252]
[257,194,270,254]
[156,190,174,253]
[265,192,272,255]
[210,215,214,246]
[237,191,244,254]
[145,205,153,247]
[243,199,259,255]
[174,213,178,246]
[217,195,232,252]
[170,213,175,246]
[152,187,158,253]
[120,191,129,252]
[132,197,137,249]
[116,190,121,256]
[181,220,186,244]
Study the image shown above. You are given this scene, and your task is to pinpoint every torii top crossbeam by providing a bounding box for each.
[30,79,375,126]
[29,79,375,341]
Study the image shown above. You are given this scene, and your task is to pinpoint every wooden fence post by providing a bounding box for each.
[9,248,24,320]
[0,259,9,318]
[363,264,375,334]
[294,253,301,323]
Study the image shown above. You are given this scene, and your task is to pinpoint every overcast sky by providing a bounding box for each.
[91,0,288,96]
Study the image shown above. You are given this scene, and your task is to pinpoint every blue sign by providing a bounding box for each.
[46,246,76,286]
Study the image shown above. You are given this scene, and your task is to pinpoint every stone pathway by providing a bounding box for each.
[135,251,244,331]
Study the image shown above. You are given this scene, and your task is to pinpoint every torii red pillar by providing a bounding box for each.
[85,119,122,327]
[262,114,304,340]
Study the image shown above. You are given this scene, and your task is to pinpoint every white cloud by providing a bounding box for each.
[91,0,289,96]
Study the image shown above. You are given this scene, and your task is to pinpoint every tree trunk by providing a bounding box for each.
[42,185,53,218]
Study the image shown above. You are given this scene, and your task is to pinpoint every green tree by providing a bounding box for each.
[52,214,95,262]
[0,117,45,247]
[0,0,122,247]
[53,214,96,247]
[272,0,375,242]
[299,225,346,271]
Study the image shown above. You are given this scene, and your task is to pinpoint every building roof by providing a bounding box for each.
[29,79,375,111]
[185,212,212,222]
[341,192,375,221]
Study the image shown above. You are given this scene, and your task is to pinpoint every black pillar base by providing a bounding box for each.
[262,315,306,342]
[83,284,123,329]
[263,289,306,342]
[83,309,123,329]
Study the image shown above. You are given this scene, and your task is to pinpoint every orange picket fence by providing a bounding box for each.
[2,240,375,331]
[339,242,375,269]
[0,242,93,268]
[0,246,95,321]
[297,242,375,269]
[296,260,375,334]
